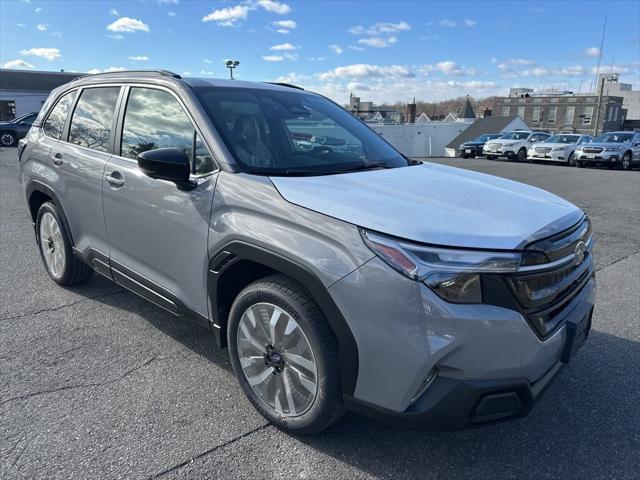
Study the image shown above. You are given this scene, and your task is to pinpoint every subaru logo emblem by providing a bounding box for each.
[574,241,587,266]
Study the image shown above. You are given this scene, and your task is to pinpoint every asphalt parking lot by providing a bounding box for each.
[1,147,639,479]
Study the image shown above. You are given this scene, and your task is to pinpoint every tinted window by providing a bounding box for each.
[44,90,77,139]
[69,87,120,152]
[195,87,407,175]
[121,87,214,174]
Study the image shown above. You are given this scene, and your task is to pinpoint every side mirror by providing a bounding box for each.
[137,148,194,188]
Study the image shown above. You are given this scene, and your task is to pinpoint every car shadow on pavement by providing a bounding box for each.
[87,290,639,477]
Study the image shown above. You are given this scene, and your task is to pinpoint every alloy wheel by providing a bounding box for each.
[1,133,15,146]
[622,153,632,170]
[236,302,318,417]
[39,212,66,278]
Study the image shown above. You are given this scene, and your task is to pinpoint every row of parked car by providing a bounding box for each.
[458,130,640,170]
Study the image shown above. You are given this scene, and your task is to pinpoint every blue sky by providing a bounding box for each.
[1,0,639,104]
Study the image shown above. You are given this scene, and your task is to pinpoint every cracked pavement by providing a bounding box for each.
[1,148,639,479]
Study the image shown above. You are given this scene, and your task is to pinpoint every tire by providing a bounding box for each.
[568,152,575,166]
[0,131,17,147]
[227,274,343,435]
[486,155,495,160]
[622,151,632,171]
[461,154,468,159]
[36,202,93,286]
[576,161,585,168]
[517,148,527,162]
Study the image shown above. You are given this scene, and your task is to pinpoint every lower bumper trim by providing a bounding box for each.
[344,362,565,431]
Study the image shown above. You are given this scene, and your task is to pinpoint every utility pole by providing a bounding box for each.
[593,16,607,137]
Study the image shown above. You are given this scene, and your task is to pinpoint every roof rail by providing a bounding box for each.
[75,69,182,81]
[264,82,305,91]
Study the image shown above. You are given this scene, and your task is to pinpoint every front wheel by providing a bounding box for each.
[622,152,633,170]
[576,161,585,168]
[486,155,495,160]
[228,274,344,434]
[0,131,17,147]
[568,152,575,166]
[517,148,527,162]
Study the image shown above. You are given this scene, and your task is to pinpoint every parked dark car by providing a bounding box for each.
[458,134,501,158]
[0,112,38,146]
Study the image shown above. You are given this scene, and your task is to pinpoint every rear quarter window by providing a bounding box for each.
[43,90,77,140]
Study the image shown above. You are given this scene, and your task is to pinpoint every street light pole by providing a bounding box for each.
[225,60,240,79]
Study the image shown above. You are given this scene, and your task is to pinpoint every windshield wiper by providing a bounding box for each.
[284,161,390,176]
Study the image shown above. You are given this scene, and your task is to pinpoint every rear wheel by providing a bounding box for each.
[0,131,17,147]
[622,151,633,170]
[228,274,343,434]
[36,202,93,285]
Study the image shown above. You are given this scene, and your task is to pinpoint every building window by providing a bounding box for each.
[582,106,594,125]
[563,106,575,125]
[532,106,541,123]
[501,106,510,116]
[517,106,525,118]
[547,106,557,124]
[606,106,613,122]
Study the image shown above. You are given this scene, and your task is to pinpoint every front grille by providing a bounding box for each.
[498,216,594,338]
[487,143,502,150]
[583,147,603,153]
[535,147,552,153]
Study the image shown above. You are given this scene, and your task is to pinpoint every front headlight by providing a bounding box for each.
[604,146,621,152]
[552,146,565,152]
[361,230,525,304]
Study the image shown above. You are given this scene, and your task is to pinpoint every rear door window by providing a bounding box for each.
[68,87,121,152]
[43,90,77,140]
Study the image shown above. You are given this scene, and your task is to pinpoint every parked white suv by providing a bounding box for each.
[527,134,594,166]
[484,131,551,162]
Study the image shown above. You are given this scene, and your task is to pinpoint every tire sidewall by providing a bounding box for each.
[36,202,74,284]
[622,152,632,170]
[568,152,575,166]
[227,282,339,433]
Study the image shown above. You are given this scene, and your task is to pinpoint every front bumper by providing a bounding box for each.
[528,150,567,162]
[483,148,516,158]
[459,146,482,157]
[329,257,596,430]
[575,151,621,164]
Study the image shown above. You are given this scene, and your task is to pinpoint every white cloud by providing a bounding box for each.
[202,5,250,26]
[438,19,456,27]
[107,17,150,33]
[51,31,63,38]
[200,70,214,75]
[109,8,119,16]
[348,21,410,35]
[16,23,27,28]
[273,19,296,29]
[128,55,149,61]
[270,42,297,51]
[263,55,284,62]
[20,47,61,61]
[348,45,365,51]
[168,11,176,17]
[35,7,42,13]
[87,66,126,74]
[329,44,343,54]
[108,34,124,40]
[464,18,477,27]
[276,29,289,34]
[36,23,48,31]
[318,64,413,81]
[2,59,35,69]
[584,47,601,57]
[203,58,213,64]
[158,0,179,4]
[257,0,291,15]
[182,70,192,75]
[357,36,397,48]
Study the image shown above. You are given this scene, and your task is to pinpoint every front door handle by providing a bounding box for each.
[52,152,63,166]
[105,172,125,188]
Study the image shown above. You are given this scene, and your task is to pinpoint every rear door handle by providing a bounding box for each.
[52,152,63,166]
[105,172,125,188]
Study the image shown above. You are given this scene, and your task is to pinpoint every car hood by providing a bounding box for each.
[580,142,627,148]
[270,163,583,250]
[532,142,573,149]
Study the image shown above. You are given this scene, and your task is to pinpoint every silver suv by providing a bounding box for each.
[19,71,596,434]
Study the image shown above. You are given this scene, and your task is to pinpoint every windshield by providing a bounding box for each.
[499,131,530,140]
[473,134,499,142]
[546,134,580,144]
[595,133,634,143]
[195,87,408,175]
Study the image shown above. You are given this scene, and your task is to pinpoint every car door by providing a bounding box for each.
[44,86,122,269]
[102,85,218,317]
[633,134,640,162]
